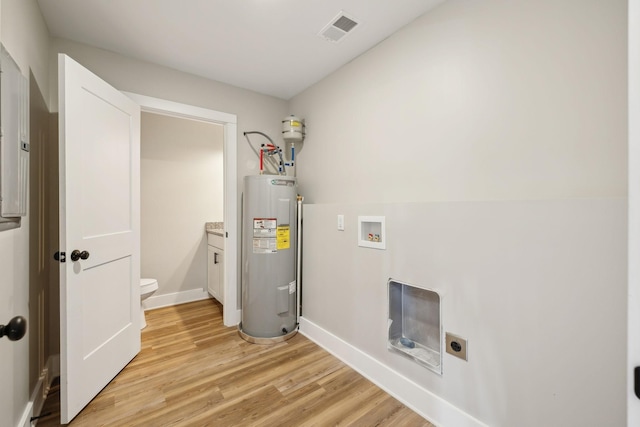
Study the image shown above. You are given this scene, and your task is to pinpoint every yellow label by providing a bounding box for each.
[276,226,290,250]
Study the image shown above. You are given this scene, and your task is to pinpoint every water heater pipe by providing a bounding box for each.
[266,146,286,175]
[259,144,278,174]
[244,131,286,175]
[296,195,303,322]
[284,143,296,176]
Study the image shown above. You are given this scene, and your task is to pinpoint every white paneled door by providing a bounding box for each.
[58,54,141,424]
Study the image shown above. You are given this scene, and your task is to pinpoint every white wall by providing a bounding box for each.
[141,112,223,300]
[0,1,50,426]
[292,0,628,426]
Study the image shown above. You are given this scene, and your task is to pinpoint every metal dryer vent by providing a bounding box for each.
[318,11,360,43]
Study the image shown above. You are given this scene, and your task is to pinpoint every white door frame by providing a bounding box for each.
[123,92,240,327]
[629,0,640,423]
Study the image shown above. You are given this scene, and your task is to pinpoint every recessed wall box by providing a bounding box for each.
[358,215,385,249]
[0,44,29,232]
[388,279,442,374]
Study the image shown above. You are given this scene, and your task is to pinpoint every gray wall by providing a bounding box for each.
[302,200,626,426]
[292,0,626,204]
[291,0,627,425]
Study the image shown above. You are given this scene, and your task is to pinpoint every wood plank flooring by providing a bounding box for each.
[37,299,433,427]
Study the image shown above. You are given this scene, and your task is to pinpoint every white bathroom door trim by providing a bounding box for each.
[122,92,240,327]
[629,0,640,423]
[59,54,141,423]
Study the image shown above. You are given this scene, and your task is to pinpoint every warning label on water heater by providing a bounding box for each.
[276,226,290,250]
[253,218,277,254]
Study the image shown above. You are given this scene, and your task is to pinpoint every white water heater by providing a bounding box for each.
[240,175,298,342]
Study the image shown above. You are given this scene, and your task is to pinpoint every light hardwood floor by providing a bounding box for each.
[37,299,433,427]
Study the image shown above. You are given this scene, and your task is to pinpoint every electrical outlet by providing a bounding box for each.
[337,214,344,231]
[445,332,468,361]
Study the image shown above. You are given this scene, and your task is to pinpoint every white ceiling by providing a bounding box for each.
[36,0,444,100]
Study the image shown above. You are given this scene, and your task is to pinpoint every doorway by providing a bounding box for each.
[125,92,239,326]
[140,112,223,307]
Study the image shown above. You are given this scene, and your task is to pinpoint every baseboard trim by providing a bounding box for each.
[19,354,60,427]
[18,400,33,427]
[223,308,242,328]
[298,317,488,427]
[143,288,211,311]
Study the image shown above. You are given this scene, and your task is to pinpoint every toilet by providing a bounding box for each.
[140,278,159,329]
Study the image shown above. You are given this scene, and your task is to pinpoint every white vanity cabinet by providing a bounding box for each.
[207,232,224,304]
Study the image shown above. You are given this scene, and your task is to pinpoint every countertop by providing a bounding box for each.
[205,222,224,236]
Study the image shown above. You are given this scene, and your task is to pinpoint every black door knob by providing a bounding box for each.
[0,316,27,341]
[71,250,90,261]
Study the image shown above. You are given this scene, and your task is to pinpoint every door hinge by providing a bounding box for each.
[54,251,66,263]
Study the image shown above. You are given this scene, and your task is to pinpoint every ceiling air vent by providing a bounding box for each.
[318,11,360,43]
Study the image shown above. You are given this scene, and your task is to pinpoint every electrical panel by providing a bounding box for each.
[0,44,29,231]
